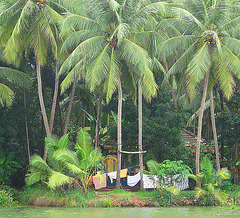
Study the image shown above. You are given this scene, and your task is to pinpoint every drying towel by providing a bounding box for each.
[127,172,141,187]
[93,173,107,190]
[107,171,117,183]
[143,174,158,189]
[120,169,128,178]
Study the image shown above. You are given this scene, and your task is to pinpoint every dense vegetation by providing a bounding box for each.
[0,0,240,208]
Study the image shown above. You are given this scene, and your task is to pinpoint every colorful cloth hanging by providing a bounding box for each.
[120,169,128,178]
[93,173,107,190]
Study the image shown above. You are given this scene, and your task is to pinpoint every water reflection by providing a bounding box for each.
[1,207,239,218]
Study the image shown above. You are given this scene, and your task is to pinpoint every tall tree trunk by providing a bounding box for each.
[196,71,210,186]
[63,78,77,135]
[210,90,220,171]
[138,82,144,189]
[116,80,122,189]
[57,97,64,136]
[95,84,104,149]
[234,138,239,184]
[36,60,50,161]
[24,89,30,163]
[49,62,59,133]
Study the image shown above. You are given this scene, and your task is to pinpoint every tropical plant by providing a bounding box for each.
[188,156,231,204]
[0,152,20,185]
[147,159,191,188]
[58,0,168,188]
[0,66,30,107]
[0,0,67,152]
[26,129,104,194]
[158,0,240,177]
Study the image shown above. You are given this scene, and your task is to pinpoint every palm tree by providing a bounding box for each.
[0,0,68,160]
[26,129,103,195]
[58,0,169,188]
[158,0,240,179]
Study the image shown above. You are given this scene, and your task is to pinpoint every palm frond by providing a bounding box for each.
[214,51,235,99]
[0,83,13,107]
[0,67,30,87]
[30,155,51,172]
[75,129,93,159]
[86,43,111,92]
[168,41,197,77]
[121,39,157,100]
[146,160,159,175]
[48,171,73,189]
[25,171,47,186]
[104,48,120,103]
[172,6,204,30]
[59,36,106,76]
[157,35,196,60]
[195,187,206,198]
[54,149,80,167]
[186,43,211,98]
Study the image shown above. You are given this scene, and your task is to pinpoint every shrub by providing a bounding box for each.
[0,186,16,207]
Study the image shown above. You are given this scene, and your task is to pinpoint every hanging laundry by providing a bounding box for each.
[143,174,158,189]
[88,176,93,184]
[127,172,141,187]
[107,171,117,183]
[93,173,107,190]
[120,169,128,178]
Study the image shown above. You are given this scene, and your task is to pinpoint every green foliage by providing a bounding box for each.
[26,129,104,194]
[221,181,240,191]
[95,198,112,207]
[18,185,94,207]
[146,159,191,187]
[0,185,16,207]
[189,156,231,204]
[0,152,20,185]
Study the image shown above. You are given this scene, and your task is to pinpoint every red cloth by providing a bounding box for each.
[93,174,107,190]
[88,176,93,183]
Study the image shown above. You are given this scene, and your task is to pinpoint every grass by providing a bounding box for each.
[17,184,98,207]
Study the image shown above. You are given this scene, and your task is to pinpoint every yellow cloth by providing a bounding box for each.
[120,168,128,178]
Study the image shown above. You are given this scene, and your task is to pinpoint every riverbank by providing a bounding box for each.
[7,186,238,208]
[1,184,240,208]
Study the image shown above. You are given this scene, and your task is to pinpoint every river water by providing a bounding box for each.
[0,207,239,218]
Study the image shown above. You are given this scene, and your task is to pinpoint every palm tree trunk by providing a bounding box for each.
[36,59,50,161]
[24,89,30,163]
[49,62,59,133]
[138,81,144,189]
[210,90,220,171]
[95,84,104,149]
[63,78,77,135]
[116,80,122,189]
[196,71,210,186]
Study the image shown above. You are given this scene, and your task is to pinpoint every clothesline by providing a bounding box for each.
[120,150,147,154]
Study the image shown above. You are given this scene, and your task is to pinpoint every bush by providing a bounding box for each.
[0,186,16,207]
[221,181,240,192]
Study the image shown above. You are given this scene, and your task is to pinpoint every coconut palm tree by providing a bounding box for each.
[58,0,169,188]
[157,0,240,179]
[0,0,68,160]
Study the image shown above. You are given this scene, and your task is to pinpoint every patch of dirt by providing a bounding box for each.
[88,194,156,207]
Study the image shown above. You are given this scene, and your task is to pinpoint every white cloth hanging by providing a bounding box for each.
[143,174,189,190]
[143,174,158,189]
[107,171,117,183]
[127,172,141,187]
